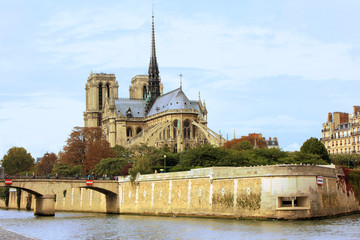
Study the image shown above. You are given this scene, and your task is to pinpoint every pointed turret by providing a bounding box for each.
[146,12,161,114]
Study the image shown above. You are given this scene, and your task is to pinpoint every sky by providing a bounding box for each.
[1,0,360,159]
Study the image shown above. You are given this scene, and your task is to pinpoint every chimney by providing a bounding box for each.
[328,113,333,123]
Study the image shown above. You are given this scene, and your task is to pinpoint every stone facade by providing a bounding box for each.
[321,106,360,154]
[83,16,225,152]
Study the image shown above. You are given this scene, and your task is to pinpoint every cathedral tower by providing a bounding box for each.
[84,73,119,127]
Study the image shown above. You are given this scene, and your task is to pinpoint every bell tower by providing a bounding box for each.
[84,72,118,127]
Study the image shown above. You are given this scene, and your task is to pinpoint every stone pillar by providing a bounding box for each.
[106,194,119,214]
[34,195,55,216]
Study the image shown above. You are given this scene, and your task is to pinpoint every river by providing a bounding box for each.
[0,209,359,240]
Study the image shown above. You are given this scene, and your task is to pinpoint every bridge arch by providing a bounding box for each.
[0,179,119,216]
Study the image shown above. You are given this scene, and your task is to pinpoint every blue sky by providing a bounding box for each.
[1,0,360,159]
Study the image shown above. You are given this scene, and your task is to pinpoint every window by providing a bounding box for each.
[183,119,190,139]
[173,120,178,139]
[106,83,110,98]
[98,83,103,110]
[277,196,309,210]
[126,127,132,137]
[136,127,142,135]
[143,86,147,99]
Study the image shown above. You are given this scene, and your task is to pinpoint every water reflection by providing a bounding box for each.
[0,209,359,240]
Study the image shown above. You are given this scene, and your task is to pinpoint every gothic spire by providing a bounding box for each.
[148,11,160,98]
[145,10,161,115]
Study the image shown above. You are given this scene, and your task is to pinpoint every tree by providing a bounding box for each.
[36,153,58,176]
[93,158,131,177]
[300,137,330,163]
[173,145,229,171]
[51,163,82,177]
[1,147,34,175]
[223,136,267,150]
[60,127,115,174]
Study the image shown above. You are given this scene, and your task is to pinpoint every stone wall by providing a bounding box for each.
[1,165,359,219]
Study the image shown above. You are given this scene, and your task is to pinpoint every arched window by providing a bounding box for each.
[174,144,177,153]
[136,127,142,135]
[193,125,196,138]
[143,86,147,99]
[183,119,190,139]
[106,83,110,98]
[173,120,178,139]
[98,83,103,110]
[167,126,171,139]
[126,127,133,137]
[159,132,162,140]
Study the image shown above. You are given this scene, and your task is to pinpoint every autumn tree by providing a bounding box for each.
[224,135,267,150]
[36,153,58,176]
[60,127,115,174]
[1,147,34,175]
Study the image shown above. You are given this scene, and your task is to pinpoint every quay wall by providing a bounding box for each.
[1,165,359,219]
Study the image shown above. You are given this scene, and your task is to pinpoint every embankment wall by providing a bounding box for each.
[1,165,359,219]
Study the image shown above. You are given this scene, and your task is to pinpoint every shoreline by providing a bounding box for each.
[0,226,39,240]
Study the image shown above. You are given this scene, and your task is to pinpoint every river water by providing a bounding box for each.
[0,209,359,240]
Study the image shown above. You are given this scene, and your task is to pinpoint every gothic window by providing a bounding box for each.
[143,86,147,99]
[167,126,171,139]
[193,125,196,138]
[126,127,133,137]
[159,132,161,140]
[136,127,142,135]
[163,130,166,140]
[174,144,177,153]
[183,119,190,139]
[173,120,178,139]
[106,83,110,98]
[99,83,103,110]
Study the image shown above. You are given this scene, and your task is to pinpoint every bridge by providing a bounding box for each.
[0,179,119,216]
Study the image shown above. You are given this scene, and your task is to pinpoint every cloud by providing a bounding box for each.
[34,9,360,83]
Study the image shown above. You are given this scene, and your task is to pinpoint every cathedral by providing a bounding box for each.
[83,15,225,152]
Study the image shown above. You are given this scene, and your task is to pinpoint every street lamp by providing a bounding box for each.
[164,155,167,173]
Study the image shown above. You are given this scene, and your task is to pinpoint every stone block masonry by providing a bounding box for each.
[1,165,359,219]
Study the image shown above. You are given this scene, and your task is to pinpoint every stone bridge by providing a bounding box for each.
[0,179,119,216]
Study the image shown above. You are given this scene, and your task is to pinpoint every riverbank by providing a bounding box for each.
[0,226,38,240]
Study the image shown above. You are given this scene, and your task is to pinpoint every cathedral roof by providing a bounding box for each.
[147,88,199,116]
[115,98,146,118]
[114,88,200,118]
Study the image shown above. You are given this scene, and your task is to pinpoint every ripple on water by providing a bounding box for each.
[0,210,360,240]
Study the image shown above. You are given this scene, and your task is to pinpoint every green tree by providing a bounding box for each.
[173,145,229,171]
[51,163,82,177]
[232,141,253,151]
[113,145,133,159]
[1,147,34,175]
[93,158,131,177]
[300,137,330,163]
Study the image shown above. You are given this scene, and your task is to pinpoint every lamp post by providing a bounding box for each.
[164,155,166,173]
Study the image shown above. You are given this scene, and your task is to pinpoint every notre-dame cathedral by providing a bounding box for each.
[83,15,225,152]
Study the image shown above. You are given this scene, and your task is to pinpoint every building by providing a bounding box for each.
[83,15,225,152]
[321,106,360,154]
[242,133,279,149]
